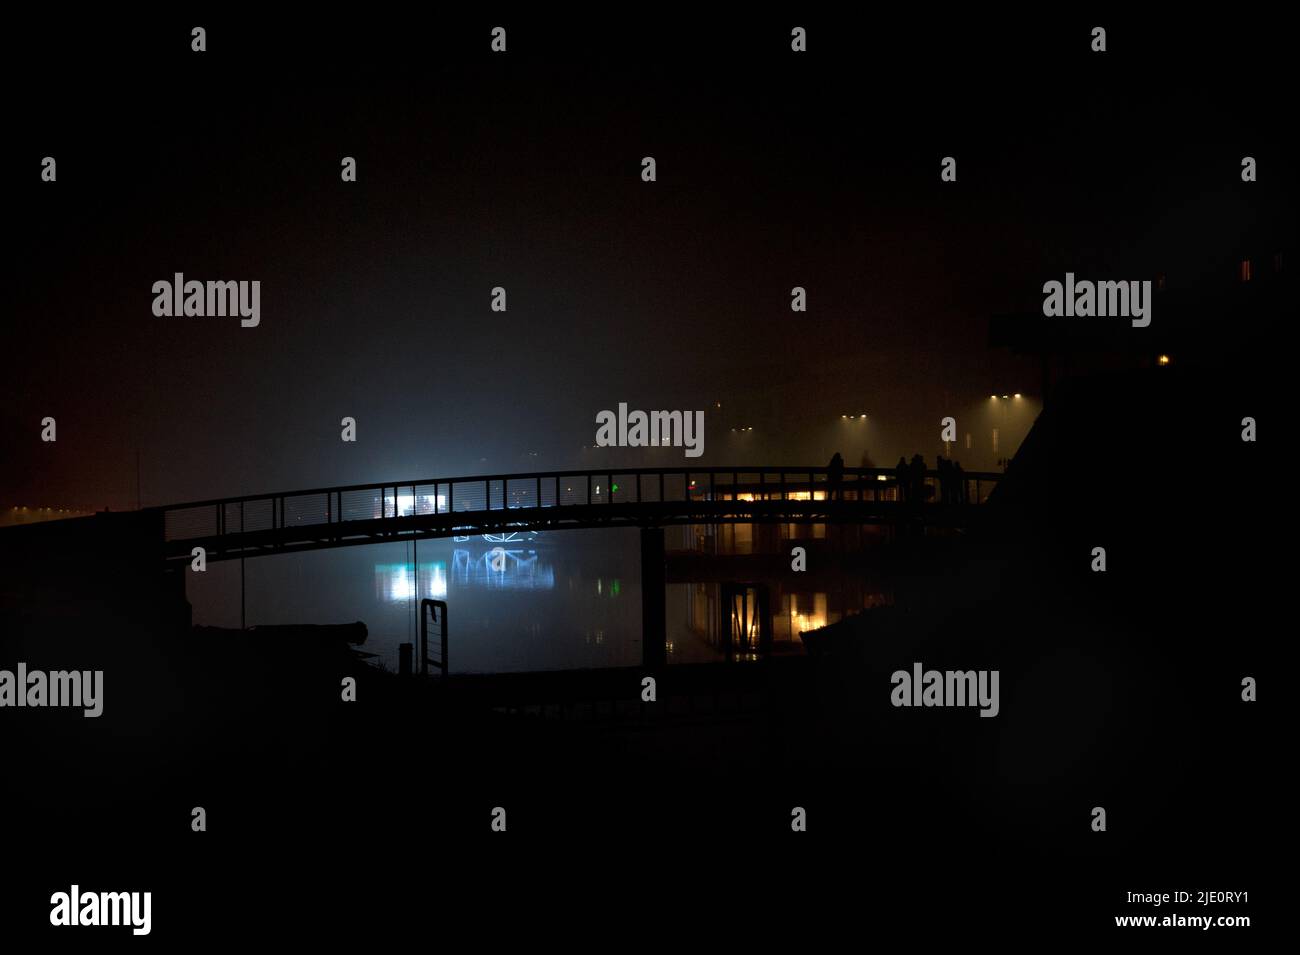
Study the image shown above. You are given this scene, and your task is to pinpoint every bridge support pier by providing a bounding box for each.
[640,527,666,669]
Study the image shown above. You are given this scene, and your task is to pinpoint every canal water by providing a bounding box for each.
[185,526,885,673]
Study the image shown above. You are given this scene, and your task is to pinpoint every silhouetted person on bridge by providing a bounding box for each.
[894,457,909,502]
[827,452,844,501]
[937,456,961,504]
[909,454,927,503]
[954,461,967,504]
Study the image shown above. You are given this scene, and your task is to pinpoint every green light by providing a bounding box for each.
[611,483,620,494]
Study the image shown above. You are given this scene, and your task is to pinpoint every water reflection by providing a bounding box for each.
[452,548,555,590]
[374,561,448,602]
[673,580,888,663]
[374,547,556,605]
[189,531,638,673]
[188,525,890,675]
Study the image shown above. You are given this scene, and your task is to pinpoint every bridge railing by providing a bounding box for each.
[156,466,1001,545]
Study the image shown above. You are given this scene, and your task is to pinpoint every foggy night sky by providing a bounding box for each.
[4,13,1290,509]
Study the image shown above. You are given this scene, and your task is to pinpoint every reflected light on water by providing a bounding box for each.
[452,548,556,590]
[374,561,448,602]
[788,593,829,636]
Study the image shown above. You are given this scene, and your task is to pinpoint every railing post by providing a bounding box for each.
[640,528,666,669]
[420,598,450,679]
[441,604,448,679]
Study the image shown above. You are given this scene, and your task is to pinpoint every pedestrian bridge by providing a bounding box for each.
[155,465,1001,565]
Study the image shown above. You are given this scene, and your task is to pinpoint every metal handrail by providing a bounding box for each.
[420,599,448,678]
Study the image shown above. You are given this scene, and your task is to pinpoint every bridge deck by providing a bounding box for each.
[154,466,1000,563]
